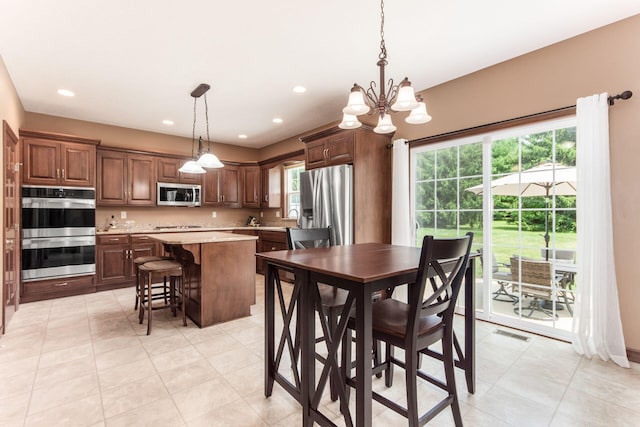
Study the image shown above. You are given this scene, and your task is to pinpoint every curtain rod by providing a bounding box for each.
[408,90,633,147]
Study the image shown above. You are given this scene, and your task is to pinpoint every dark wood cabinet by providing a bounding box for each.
[234,229,287,275]
[97,149,156,206]
[203,164,241,207]
[301,126,392,244]
[21,130,99,187]
[96,233,160,290]
[304,131,354,170]
[241,165,261,208]
[21,274,96,303]
[157,156,202,185]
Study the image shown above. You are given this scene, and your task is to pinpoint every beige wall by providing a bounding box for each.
[393,15,639,351]
[1,55,26,323]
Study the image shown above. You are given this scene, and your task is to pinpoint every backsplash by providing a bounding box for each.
[96,206,298,231]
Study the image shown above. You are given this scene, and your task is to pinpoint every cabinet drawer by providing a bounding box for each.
[22,275,96,301]
[260,231,286,243]
[131,234,155,244]
[97,234,129,245]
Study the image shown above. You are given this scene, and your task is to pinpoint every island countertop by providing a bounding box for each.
[144,231,259,245]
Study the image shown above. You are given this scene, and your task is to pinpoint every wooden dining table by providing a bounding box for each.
[258,243,477,427]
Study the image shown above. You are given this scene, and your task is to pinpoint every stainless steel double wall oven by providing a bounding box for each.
[21,185,96,281]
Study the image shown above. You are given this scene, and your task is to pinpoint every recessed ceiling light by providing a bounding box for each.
[57,89,75,97]
[238,134,248,139]
[162,119,174,126]
[272,118,283,124]
[293,86,307,93]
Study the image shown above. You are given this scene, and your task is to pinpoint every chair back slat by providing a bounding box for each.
[286,227,332,250]
[509,257,554,298]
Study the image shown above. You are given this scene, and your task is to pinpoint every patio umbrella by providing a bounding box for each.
[466,162,576,257]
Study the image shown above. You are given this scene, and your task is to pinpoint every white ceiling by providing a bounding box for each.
[2,1,639,149]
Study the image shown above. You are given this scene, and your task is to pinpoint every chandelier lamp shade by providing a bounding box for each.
[179,83,224,174]
[339,0,432,134]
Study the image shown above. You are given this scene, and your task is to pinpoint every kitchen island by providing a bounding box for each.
[145,231,259,328]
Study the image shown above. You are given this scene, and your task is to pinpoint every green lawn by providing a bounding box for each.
[417,220,576,273]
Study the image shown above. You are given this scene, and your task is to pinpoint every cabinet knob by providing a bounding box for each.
[56,168,60,178]
[61,169,65,179]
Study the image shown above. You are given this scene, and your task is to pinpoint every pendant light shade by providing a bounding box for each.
[197,152,224,168]
[179,160,206,174]
[342,85,370,115]
[405,99,432,124]
[373,114,396,134]
[390,78,419,111]
[338,113,363,130]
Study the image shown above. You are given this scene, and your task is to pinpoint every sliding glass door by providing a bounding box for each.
[411,117,577,339]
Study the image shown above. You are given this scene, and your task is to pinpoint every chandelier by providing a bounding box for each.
[339,0,432,134]
[179,83,224,174]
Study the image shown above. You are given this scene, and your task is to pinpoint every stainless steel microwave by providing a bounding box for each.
[157,182,201,207]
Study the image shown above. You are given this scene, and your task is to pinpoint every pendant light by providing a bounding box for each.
[179,83,223,174]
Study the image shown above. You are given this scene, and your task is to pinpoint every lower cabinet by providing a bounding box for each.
[234,229,288,275]
[96,234,160,290]
[21,274,96,303]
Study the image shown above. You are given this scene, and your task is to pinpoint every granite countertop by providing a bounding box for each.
[96,226,286,235]
[144,231,259,244]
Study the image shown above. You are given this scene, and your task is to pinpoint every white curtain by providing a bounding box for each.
[392,138,411,246]
[573,93,629,368]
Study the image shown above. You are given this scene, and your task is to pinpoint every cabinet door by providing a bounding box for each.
[60,141,95,187]
[97,150,128,205]
[22,138,60,185]
[325,132,354,166]
[305,139,327,170]
[128,154,156,205]
[221,165,241,207]
[202,169,222,206]
[241,166,261,208]
[96,243,129,285]
[157,157,181,183]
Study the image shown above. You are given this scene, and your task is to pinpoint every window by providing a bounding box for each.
[285,163,304,218]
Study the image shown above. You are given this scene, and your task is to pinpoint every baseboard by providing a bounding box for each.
[627,348,640,363]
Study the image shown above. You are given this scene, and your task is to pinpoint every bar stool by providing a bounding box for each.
[138,260,185,335]
[133,255,173,310]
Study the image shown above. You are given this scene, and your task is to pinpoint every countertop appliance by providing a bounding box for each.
[299,164,353,245]
[21,185,96,281]
[157,182,201,207]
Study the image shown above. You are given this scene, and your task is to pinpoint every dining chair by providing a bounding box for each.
[344,232,473,427]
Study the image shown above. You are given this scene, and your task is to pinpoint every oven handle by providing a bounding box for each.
[22,236,96,249]
[22,197,96,209]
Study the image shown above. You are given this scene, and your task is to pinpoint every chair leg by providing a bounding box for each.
[146,273,153,335]
[405,345,419,427]
[134,267,140,310]
[138,271,145,324]
[328,308,339,402]
[374,339,382,378]
[384,343,394,387]
[442,330,463,427]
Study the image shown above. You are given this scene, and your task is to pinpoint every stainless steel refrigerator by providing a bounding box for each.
[298,164,353,245]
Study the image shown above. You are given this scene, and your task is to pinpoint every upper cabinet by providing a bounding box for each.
[97,149,156,206]
[301,126,392,244]
[241,165,261,208]
[157,156,202,185]
[304,131,354,170]
[21,130,99,187]
[202,164,241,207]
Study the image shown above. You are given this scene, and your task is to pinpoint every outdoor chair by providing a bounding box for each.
[478,248,518,303]
[510,257,564,320]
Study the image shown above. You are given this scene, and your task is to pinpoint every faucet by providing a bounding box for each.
[288,208,299,219]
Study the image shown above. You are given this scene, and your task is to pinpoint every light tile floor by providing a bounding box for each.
[1,275,639,426]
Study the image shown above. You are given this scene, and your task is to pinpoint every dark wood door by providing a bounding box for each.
[22,137,60,185]
[128,154,156,205]
[157,157,181,183]
[3,122,20,333]
[96,243,130,285]
[97,150,128,205]
[242,166,261,208]
[60,141,95,187]
[202,168,222,206]
[221,165,240,207]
